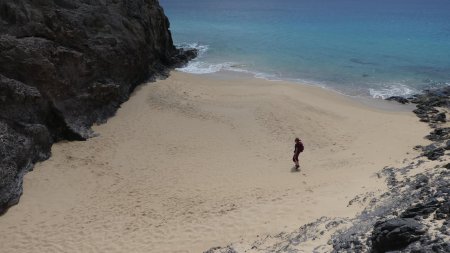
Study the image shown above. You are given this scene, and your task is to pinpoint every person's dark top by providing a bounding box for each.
[294,142,303,156]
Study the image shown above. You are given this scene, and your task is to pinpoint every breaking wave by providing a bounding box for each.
[369,83,419,99]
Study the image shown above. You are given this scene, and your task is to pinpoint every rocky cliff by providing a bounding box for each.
[0,0,196,214]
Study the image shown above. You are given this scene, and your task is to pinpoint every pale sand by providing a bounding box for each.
[0,72,429,252]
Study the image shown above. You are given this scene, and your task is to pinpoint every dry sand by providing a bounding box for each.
[0,72,429,252]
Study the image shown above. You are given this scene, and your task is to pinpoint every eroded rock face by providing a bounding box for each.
[0,0,196,214]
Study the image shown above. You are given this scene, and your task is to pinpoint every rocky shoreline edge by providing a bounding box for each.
[0,0,196,215]
[206,89,450,253]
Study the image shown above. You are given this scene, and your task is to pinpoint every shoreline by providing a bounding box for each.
[175,52,425,101]
[189,69,418,112]
[0,72,429,252]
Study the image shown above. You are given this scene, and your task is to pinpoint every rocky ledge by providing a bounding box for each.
[205,89,450,252]
[0,0,196,214]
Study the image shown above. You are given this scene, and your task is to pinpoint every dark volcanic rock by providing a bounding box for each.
[420,143,447,160]
[433,112,447,123]
[435,201,450,220]
[204,247,238,253]
[422,147,445,161]
[400,200,441,219]
[0,121,51,214]
[427,128,450,142]
[413,174,429,189]
[0,0,196,214]
[444,140,450,151]
[371,218,426,253]
[387,87,450,128]
[386,96,409,104]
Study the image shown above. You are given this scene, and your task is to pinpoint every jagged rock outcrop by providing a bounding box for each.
[0,0,196,214]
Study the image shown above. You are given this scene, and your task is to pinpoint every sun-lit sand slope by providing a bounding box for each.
[0,72,428,252]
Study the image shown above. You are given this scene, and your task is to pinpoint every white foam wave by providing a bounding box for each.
[175,42,284,78]
[176,42,225,74]
[177,61,239,74]
[252,72,281,81]
[177,42,421,99]
[177,61,282,79]
[369,83,418,99]
[176,42,209,57]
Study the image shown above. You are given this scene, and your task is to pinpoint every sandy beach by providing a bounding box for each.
[0,72,429,252]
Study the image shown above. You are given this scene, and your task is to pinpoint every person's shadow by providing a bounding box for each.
[291,166,301,173]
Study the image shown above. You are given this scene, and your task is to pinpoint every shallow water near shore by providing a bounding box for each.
[160,0,450,98]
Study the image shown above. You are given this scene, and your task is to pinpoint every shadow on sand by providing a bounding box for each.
[290,166,300,173]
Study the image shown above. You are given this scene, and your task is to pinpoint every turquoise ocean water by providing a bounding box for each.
[160,0,450,98]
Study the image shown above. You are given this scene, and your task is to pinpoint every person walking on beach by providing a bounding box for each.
[293,138,304,170]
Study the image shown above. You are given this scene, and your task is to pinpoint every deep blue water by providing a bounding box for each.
[160,0,450,98]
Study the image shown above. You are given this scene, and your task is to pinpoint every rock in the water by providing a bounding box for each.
[371,218,426,253]
[0,0,196,214]
[386,96,409,104]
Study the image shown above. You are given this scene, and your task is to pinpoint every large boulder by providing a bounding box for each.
[371,218,426,253]
[0,0,196,214]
